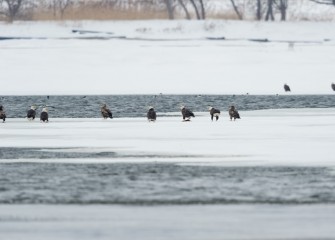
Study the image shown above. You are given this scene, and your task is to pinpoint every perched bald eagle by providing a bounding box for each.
[229,106,241,121]
[284,84,291,92]
[27,106,37,120]
[147,106,156,122]
[180,106,195,121]
[208,106,220,121]
[332,83,335,91]
[0,105,6,123]
[101,104,113,119]
[40,108,49,123]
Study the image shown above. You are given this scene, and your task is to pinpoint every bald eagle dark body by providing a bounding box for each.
[27,107,36,120]
[0,105,6,122]
[40,108,49,122]
[147,107,157,122]
[284,84,291,92]
[181,107,195,121]
[101,104,113,119]
[229,106,240,121]
[209,107,220,121]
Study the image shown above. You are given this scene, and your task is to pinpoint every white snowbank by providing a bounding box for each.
[1,108,335,166]
[1,20,335,40]
[1,20,335,95]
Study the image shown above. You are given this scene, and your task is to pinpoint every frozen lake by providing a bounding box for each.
[1,20,335,239]
[1,108,334,165]
[1,21,335,95]
[1,108,334,239]
[1,108,335,204]
[1,105,335,239]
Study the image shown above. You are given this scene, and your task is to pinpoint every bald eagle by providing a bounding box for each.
[40,108,49,123]
[147,107,156,122]
[229,106,240,121]
[208,106,220,121]
[101,104,113,119]
[27,106,37,120]
[284,84,291,92]
[0,105,6,123]
[180,106,195,121]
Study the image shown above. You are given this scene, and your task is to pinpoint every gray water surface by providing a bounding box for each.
[1,95,334,118]
[1,162,335,204]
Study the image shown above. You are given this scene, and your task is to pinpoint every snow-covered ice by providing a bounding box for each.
[1,108,335,166]
[1,20,335,95]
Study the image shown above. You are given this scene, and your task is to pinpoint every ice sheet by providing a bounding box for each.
[1,108,335,166]
[1,21,335,95]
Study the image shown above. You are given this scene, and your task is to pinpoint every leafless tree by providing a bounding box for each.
[0,0,24,21]
[177,0,191,19]
[199,0,205,19]
[265,0,274,21]
[189,0,200,19]
[253,0,287,21]
[230,0,243,19]
[164,0,174,19]
[50,0,72,19]
[276,0,288,21]
[256,0,262,20]
[100,0,119,8]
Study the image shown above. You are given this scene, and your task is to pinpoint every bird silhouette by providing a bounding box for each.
[284,84,291,92]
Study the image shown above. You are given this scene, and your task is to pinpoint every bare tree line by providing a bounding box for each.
[0,0,334,22]
[230,0,291,21]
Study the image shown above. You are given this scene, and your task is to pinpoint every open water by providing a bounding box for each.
[1,161,335,204]
[1,94,334,118]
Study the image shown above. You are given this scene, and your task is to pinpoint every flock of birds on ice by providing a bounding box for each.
[0,103,240,123]
[1,83,334,123]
